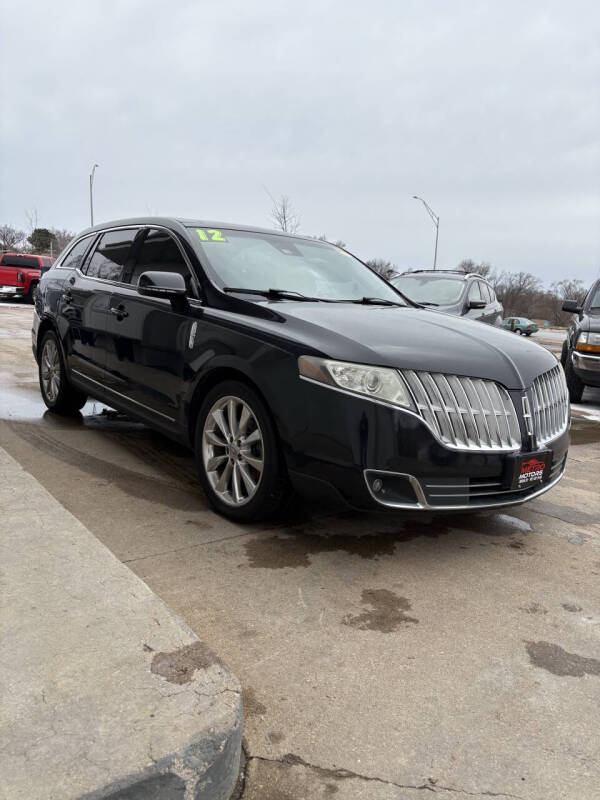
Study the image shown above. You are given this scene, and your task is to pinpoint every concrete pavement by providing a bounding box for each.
[1,303,599,799]
[0,440,242,800]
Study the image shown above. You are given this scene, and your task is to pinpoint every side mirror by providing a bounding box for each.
[137,271,187,299]
[562,299,582,314]
[469,299,486,309]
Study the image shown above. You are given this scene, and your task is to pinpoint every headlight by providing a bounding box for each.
[576,332,600,353]
[298,356,414,410]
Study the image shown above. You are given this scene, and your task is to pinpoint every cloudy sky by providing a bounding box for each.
[1,0,599,284]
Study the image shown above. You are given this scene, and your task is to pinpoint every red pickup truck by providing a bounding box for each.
[0,253,54,303]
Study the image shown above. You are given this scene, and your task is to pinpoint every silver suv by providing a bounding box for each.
[391,270,503,326]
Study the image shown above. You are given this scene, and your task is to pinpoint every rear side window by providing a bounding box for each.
[61,237,93,272]
[480,282,492,303]
[0,255,40,268]
[85,230,138,281]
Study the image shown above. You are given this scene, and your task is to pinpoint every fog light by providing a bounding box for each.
[372,478,383,492]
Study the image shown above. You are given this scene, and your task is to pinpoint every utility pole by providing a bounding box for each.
[412,195,439,269]
[89,163,99,227]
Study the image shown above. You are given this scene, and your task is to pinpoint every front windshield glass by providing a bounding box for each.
[589,285,600,310]
[391,275,464,305]
[187,227,405,303]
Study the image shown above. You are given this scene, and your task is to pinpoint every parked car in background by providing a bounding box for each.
[561,279,600,402]
[501,317,539,336]
[0,253,54,302]
[391,270,503,326]
[32,217,568,522]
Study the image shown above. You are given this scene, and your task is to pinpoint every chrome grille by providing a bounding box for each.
[401,370,521,451]
[529,365,569,446]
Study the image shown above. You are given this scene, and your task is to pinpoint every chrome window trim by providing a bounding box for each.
[52,233,99,271]
[59,224,201,298]
[363,465,565,511]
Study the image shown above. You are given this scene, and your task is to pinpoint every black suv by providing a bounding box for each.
[391,270,503,325]
[33,218,568,521]
[561,279,600,402]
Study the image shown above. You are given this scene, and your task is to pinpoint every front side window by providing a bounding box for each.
[392,274,463,305]
[588,283,600,310]
[189,227,404,303]
[125,228,195,294]
[85,229,137,281]
[479,282,491,303]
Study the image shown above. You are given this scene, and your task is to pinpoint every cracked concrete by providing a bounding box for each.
[0,443,242,800]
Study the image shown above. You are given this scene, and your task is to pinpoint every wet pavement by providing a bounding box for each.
[1,302,599,800]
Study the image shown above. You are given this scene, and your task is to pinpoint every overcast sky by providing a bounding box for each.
[1,0,599,284]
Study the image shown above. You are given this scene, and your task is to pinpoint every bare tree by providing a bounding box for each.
[494,271,543,317]
[0,224,26,252]
[269,193,300,234]
[365,258,397,280]
[25,207,39,235]
[313,234,347,249]
[457,259,492,279]
[49,228,75,255]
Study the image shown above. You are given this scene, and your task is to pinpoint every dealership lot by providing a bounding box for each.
[1,303,599,799]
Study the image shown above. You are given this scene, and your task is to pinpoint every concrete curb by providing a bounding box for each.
[0,445,242,800]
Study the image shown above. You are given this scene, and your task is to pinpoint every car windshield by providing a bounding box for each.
[391,274,464,305]
[187,227,405,303]
[589,285,600,310]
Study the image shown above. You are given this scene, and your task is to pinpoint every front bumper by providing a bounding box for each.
[572,351,600,387]
[285,379,569,512]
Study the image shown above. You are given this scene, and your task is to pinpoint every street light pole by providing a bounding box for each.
[89,163,99,227]
[413,195,439,269]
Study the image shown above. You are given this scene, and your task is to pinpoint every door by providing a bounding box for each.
[104,227,201,428]
[55,234,111,388]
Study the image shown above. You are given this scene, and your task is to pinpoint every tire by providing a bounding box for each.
[26,282,38,304]
[564,355,584,404]
[38,330,88,414]
[525,332,532,336]
[194,380,291,522]
[516,328,523,335]
[560,340,568,366]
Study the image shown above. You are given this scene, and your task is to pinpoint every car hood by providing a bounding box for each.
[241,302,557,390]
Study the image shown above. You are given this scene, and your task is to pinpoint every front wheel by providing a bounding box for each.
[564,355,584,403]
[194,380,291,522]
[516,328,523,335]
[38,330,88,414]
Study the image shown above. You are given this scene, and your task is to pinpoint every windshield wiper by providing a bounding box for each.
[223,287,321,301]
[418,301,439,306]
[351,297,403,306]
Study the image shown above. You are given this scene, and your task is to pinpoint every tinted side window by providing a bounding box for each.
[85,230,137,281]
[468,282,482,301]
[125,228,194,294]
[61,237,93,271]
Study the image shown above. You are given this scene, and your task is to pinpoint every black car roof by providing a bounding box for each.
[77,217,314,241]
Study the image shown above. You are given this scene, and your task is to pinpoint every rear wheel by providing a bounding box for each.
[26,281,38,304]
[564,354,584,403]
[38,330,87,414]
[194,380,291,522]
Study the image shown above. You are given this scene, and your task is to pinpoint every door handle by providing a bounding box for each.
[109,305,129,319]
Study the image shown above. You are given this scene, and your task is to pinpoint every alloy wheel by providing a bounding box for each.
[41,339,61,403]
[202,395,264,506]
